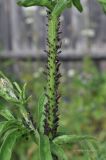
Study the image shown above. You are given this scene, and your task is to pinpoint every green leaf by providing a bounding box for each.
[0,129,21,160]
[80,140,98,159]
[14,82,29,104]
[31,129,40,145]
[0,121,12,136]
[53,135,95,145]
[0,120,22,138]
[67,0,72,8]
[98,0,106,3]
[98,0,106,13]
[0,109,15,120]
[13,82,22,94]
[52,0,72,16]
[0,101,15,120]
[39,134,52,160]
[0,72,18,102]
[72,0,83,12]
[86,141,98,159]
[22,83,27,100]
[37,93,47,133]
[0,71,13,88]
[0,121,7,133]
[17,0,54,10]
[51,142,68,160]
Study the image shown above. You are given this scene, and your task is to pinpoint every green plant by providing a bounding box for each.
[0,0,106,160]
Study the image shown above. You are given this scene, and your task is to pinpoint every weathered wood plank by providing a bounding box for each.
[0,49,106,61]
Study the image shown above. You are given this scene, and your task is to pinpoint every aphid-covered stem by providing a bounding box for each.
[44,11,61,140]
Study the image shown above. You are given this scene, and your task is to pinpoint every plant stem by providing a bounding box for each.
[44,11,61,140]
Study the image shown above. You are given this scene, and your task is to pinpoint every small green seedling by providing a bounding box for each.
[0,0,106,160]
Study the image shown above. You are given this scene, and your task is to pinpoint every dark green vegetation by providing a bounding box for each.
[0,0,106,159]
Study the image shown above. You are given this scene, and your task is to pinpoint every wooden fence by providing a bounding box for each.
[0,0,106,63]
